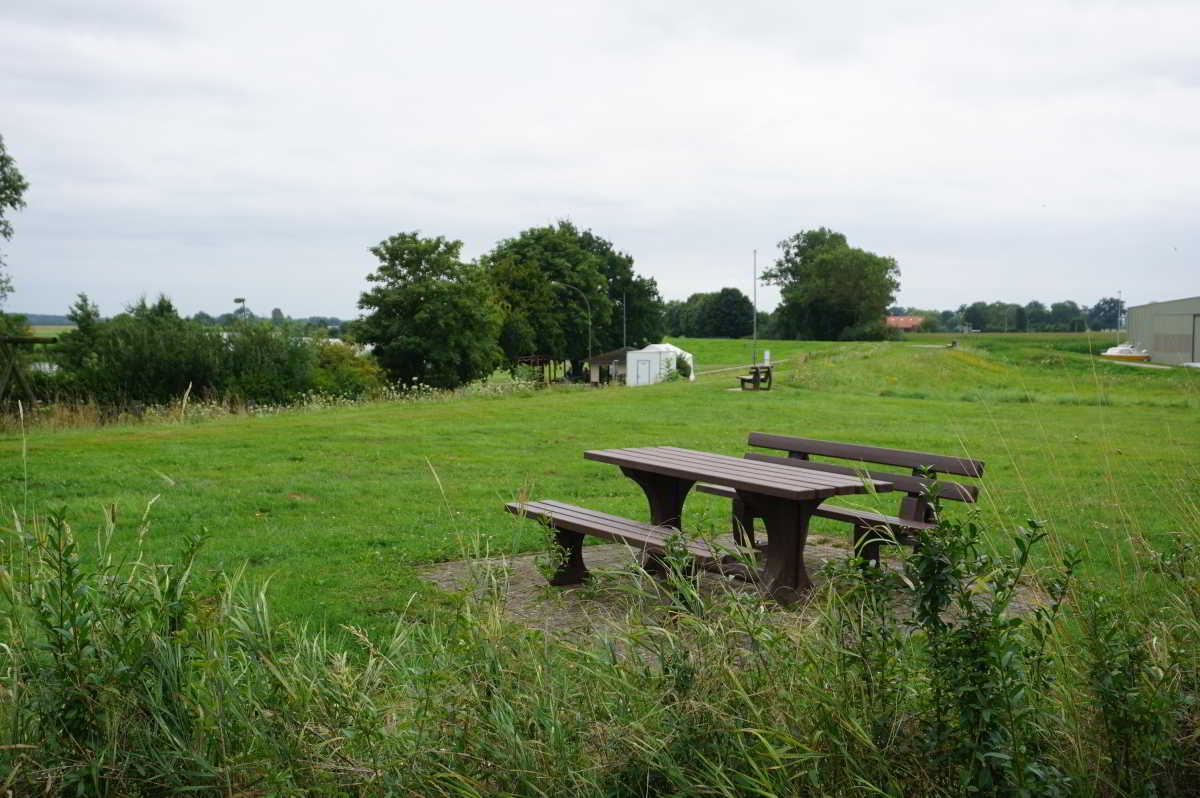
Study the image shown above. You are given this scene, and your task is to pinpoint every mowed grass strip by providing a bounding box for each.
[3,335,1198,638]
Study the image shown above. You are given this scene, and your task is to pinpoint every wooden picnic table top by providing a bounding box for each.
[583,446,894,502]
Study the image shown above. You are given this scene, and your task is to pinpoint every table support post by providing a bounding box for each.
[740,492,816,604]
[619,467,695,575]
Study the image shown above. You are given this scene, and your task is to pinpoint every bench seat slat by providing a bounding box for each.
[505,500,721,560]
[812,505,936,535]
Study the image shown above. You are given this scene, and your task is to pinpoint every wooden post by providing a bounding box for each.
[0,336,58,408]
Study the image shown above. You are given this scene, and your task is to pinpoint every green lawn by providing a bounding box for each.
[3,334,1197,638]
[29,324,75,336]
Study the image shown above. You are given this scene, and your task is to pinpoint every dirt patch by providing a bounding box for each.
[421,534,1044,638]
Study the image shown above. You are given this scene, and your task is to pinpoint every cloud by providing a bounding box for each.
[2,0,1197,318]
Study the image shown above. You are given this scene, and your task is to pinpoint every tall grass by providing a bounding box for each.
[2,502,1197,796]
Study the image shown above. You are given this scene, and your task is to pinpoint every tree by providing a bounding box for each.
[1049,300,1084,331]
[763,228,900,340]
[958,302,988,331]
[270,307,286,326]
[1088,296,1123,330]
[1024,301,1048,331]
[354,232,502,389]
[484,221,663,371]
[577,228,665,349]
[1,134,30,308]
[695,287,753,338]
[678,293,714,337]
[664,300,686,337]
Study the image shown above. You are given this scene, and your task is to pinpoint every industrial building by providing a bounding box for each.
[1126,295,1200,365]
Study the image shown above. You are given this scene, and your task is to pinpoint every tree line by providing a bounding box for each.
[889,297,1124,334]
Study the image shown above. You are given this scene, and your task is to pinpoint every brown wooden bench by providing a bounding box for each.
[696,433,984,565]
[505,499,728,585]
[738,364,772,391]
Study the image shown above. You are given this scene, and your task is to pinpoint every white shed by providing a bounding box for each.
[624,343,695,386]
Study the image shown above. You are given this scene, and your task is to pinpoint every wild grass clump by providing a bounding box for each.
[4,501,1198,796]
[1,371,554,433]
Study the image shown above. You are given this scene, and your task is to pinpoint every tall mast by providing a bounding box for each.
[752,249,758,366]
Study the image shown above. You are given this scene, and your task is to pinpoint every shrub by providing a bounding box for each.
[222,321,318,403]
[312,340,385,398]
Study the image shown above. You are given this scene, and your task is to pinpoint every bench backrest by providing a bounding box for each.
[745,432,985,521]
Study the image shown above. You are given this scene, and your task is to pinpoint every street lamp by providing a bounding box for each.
[550,280,592,379]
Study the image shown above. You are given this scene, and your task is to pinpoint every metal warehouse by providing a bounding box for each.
[1126,295,1200,365]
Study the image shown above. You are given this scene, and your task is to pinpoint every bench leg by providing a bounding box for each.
[549,529,590,586]
[852,524,882,568]
[731,498,756,548]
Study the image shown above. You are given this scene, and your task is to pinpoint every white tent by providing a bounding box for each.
[625,343,695,386]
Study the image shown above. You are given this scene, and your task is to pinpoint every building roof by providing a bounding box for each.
[886,315,924,328]
[586,346,637,363]
[1127,295,1200,310]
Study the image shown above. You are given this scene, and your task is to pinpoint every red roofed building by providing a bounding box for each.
[886,315,923,332]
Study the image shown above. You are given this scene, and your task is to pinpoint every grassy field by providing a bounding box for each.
[28,323,75,336]
[2,333,1198,640]
[3,332,1199,795]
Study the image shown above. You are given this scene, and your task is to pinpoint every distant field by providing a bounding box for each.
[29,324,75,336]
[2,333,1197,639]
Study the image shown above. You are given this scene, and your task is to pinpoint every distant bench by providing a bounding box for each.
[504,500,731,585]
[738,364,772,391]
[696,433,984,564]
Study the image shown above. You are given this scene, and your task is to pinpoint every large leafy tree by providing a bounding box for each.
[696,287,753,338]
[1,134,30,309]
[577,228,665,350]
[664,289,753,337]
[1088,296,1123,330]
[484,221,663,367]
[354,233,502,389]
[763,228,900,340]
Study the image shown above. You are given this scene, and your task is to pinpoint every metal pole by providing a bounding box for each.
[622,291,627,348]
[752,249,758,366]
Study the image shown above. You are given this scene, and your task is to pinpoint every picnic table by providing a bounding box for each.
[582,446,893,602]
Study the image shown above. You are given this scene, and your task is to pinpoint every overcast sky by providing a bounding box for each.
[2,0,1197,319]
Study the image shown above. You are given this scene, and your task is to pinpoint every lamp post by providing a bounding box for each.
[550,280,592,380]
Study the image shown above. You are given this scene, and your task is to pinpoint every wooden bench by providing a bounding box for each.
[696,433,984,564]
[505,499,728,585]
[738,364,772,391]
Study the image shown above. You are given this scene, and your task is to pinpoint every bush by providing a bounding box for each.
[44,296,341,406]
[222,321,318,404]
[312,340,385,398]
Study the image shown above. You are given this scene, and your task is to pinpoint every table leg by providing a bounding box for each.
[738,492,817,604]
[619,467,694,575]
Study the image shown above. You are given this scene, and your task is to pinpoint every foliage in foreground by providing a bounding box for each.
[2,503,1198,797]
